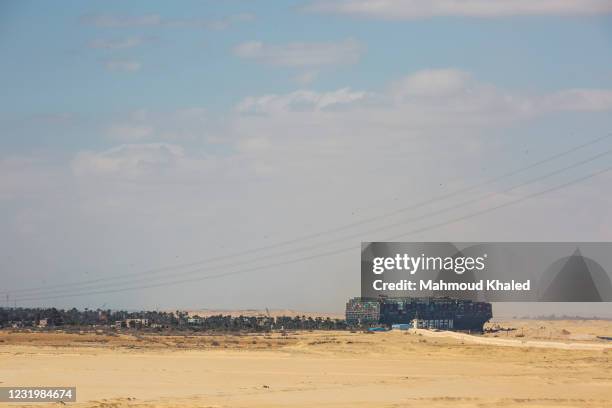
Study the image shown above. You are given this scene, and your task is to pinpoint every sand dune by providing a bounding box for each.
[419,328,612,350]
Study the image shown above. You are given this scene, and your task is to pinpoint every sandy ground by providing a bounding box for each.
[485,319,612,342]
[1,320,611,408]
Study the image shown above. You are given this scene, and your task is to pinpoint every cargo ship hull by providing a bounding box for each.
[346,297,492,332]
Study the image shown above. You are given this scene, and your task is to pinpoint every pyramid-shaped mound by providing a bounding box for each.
[538,249,612,301]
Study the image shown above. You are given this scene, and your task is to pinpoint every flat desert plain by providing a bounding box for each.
[1,320,612,408]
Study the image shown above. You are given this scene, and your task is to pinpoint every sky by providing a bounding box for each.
[1,0,612,316]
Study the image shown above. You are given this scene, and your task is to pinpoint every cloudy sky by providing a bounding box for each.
[1,0,612,316]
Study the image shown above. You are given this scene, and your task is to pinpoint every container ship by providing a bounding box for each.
[346,296,492,332]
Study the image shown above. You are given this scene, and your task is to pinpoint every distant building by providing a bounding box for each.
[124,318,149,329]
[114,318,150,329]
[187,317,204,326]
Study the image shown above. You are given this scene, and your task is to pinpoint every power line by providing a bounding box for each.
[3,133,610,297]
[14,163,612,303]
[10,145,612,299]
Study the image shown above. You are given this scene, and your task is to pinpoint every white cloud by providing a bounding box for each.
[88,37,147,50]
[204,13,255,30]
[103,108,211,142]
[304,0,612,19]
[237,88,369,114]
[81,14,161,27]
[162,13,256,29]
[237,69,612,123]
[81,13,254,30]
[73,143,182,177]
[107,125,154,141]
[390,68,471,98]
[231,69,612,162]
[72,143,211,181]
[105,60,142,72]
[380,69,538,125]
[0,157,57,200]
[295,71,319,86]
[542,89,612,112]
[233,39,363,68]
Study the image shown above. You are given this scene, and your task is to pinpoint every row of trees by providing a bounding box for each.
[0,307,181,327]
[189,314,347,331]
[0,307,348,331]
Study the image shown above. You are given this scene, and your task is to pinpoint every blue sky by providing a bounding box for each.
[1,0,612,314]
[2,1,612,116]
[1,1,611,155]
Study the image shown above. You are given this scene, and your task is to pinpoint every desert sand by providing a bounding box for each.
[1,320,611,408]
